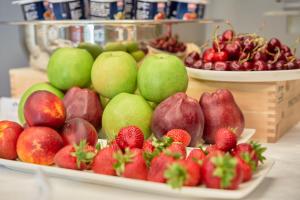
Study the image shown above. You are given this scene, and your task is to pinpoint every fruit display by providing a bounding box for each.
[185,26,300,71]
[149,34,187,54]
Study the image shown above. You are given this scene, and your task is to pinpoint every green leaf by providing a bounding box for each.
[113,148,135,176]
[70,140,96,169]
[250,141,267,163]
[241,152,257,171]
[164,163,187,189]
[96,143,101,151]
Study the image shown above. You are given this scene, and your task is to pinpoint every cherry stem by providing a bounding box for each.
[291,37,300,55]
[212,25,221,52]
[238,53,250,64]
[270,47,281,64]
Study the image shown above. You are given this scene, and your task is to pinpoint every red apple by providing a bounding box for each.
[63,87,103,130]
[61,118,98,147]
[151,92,205,147]
[24,91,66,129]
[17,127,63,165]
[0,121,23,160]
[199,89,245,144]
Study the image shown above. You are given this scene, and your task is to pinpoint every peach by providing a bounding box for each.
[24,91,66,129]
[0,121,23,160]
[17,127,63,165]
[61,118,98,147]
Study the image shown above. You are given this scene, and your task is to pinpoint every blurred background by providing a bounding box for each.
[0,0,299,96]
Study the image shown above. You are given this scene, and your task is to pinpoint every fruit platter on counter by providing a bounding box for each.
[0,42,273,199]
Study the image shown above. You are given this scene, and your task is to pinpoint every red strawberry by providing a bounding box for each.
[114,148,148,180]
[116,126,144,150]
[109,140,121,151]
[54,140,97,170]
[164,159,201,188]
[187,148,206,165]
[165,129,191,147]
[236,156,252,182]
[92,146,117,175]
[143,139,155,153]
[165,142,187,159]
[232,142,266,170]
[202,152,243,189]
[215,128,237,152]
[147,153,177,183]
[205,144,220,154]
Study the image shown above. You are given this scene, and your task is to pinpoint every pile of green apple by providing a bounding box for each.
[18,44,189,142]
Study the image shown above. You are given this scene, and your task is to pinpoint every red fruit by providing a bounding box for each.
[148,153,177,183]
[187,51,201,61]
[193,59,203,69]
[203,62,214,70]
[116,126,144,150]
[267,62,276,70]
[267,38,282,53]
[253,51,268,62]
[187,148,206,164]
[224,43,240,60]
[242,38,255,52]
[165,129,191,147]
[275,60,286,70]
[63,87,103,130]
[241,61,254,71]
[229,61,243,71]
[203,48,215,63]
[213,51,229,62]
[61,118,98,147]
[214,61,229,71]
[205,144,220,154]
[184,56,195,67]
[202,153,243,189]
[281,44,291,53]
[199,89,245,144]
[54,141,97,170]
[165,142,187,159]
[236,156,252,182]
[0,121,23,160]
[164,159,201,188]
[92,146,117,175]
[114,148,148,180]
[109,140,121,151]
[222,29,235,42]
[254,60,268,71]
[24,91,66,129]
[215,128,237,152]
[142,139,155,153]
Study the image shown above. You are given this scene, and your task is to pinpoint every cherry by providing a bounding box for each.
[286,60,297,70]
[254,60,268,71]
[187,51,201,61]
[284,52,294,62]
[239,52,250,61]
[275,60,286,70]
[203,62,213,70]
[184,56,195,67]
[296,59,300,69]
[222,29,235,42]
[243,38,255,52]
[229,61,244,71]
[203,48,215,63]
[253,51,267,62]
[193,60,203,69]
[213,37,225,52]
[213,51,229,62]
[281,44,291,53]
[214,61,229,71]
[224,43,240,60]
[267,38,282,53]
[241,61,254,71]
[267,62,276,70]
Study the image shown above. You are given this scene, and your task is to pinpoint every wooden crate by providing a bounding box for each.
[186,78,300,142]
[9,67,48,98]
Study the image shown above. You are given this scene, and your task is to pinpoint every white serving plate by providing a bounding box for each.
[0,129,266,199]
[187,67,300,82]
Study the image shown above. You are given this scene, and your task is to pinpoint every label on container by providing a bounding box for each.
[22,2,46,20]
[136,1,166,20]
[90,1,124,19]
[50,0,84,19]
[124,0,135,19]
[168,1,199,19]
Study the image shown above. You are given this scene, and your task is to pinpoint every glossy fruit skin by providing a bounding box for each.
[16,127,63,165]
[213,51,229,62]
[286,61,298,70]
[222,30,235,42]
[229,61,242,71]
[63,87,103,130]
[231,143,259,168]
[92,147,117,175]
[241,61,254,71]
[165,129,191,147]
[151,92,205,147]
[203,48,215,63]
[187,148,206,163]
[275,60,286,70]
[199,89,245,144]
[147,153,176,183]
[165,142,187,159]
[254,60,268,71]
[253,51,268,62]
[267,38,282,53]
[116,126,144,150]
[24,91,66,129]
[215,128,237,152]
[236,157,252,182]
[0,121,23,160]
[193,60,203,69]
[214,61,229,71]
[205,144,220,154]
[224,43,240,60]
[143,139,154,153]
[203,62,214,70]
[61,118,98,147]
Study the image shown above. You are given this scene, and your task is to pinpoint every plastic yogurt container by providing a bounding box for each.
[136,0,168,20]
[48,0,85,19]
[124,0,136,19]
[13,0,46,21]
[168,0,207,20]
[89,0,125,20]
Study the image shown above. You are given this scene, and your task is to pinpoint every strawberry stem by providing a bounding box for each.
[164,163,187,189]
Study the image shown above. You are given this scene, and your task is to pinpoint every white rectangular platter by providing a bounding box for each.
[0,128,273,199]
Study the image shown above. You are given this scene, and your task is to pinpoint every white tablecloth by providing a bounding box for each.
[1,124,300,200]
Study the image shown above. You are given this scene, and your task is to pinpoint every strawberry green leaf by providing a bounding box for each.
[113,148,135,176]
[240,152,257,171]
[71,140,96,169]
[250,141,267,163]
[164,163,187,189]
[95,143,101,151]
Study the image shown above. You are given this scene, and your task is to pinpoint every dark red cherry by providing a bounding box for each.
[224,43,240,60]
[253,51,267,62]
[296,59,300,69]
[275,60,286,70]
[242,61,254,71]
[222,29,235,42]
[267,38,282,53]
[239,52,250,61]
[192,60,203,69]
[243,38,255,52]
[213,51,229,62]
[229,61,242,71]
[203,62,213,70]
[281,44,291,53]
[286,61,298,70]
[267,62,276,70]
[203,48,215,63]
[184,56,195,67]
[213,61,229,71]
[254,60,268,71]
[188,51,201,61]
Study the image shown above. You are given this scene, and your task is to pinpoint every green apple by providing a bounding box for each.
[18,82,64,125]
[78,42,103,60]
[100,95,110,109]
[104,42,126,52]
[47,47,94,90]
[124,41,139,53]
[91,51,137,98]
[102,93,153,141]
[138,53,188,103]
[131,50,145,62]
